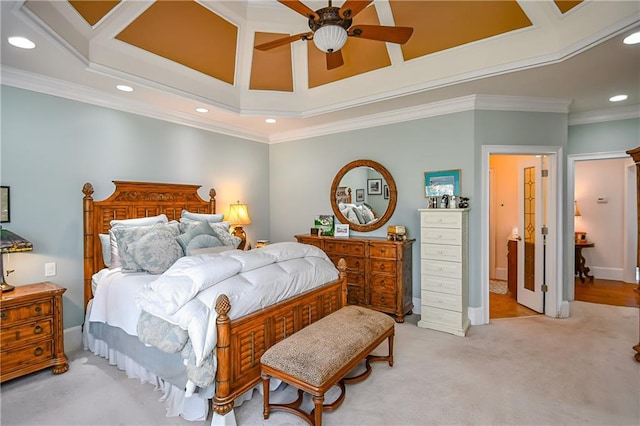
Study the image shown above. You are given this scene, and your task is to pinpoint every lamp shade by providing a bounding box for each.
[227,202,251,226]
[574,201,581,217]
[313,25,348,53]
[1,227,33,253]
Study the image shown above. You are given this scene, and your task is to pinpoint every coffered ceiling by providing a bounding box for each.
[1,1,639,143]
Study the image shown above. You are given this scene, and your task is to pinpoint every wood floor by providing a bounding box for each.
[489,277,640,319]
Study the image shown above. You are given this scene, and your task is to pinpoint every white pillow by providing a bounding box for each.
[181,210,224,223]
[99,234,111,267]
[110,214,168,228]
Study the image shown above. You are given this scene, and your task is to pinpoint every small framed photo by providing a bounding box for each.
[383,185,389,200]
[367,178,382,195]
[335,224,349,237]
[1,186,9,223]
[424,169,460,197]
[355,188,364,202]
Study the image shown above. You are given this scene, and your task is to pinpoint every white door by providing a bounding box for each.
[517,157,545,312]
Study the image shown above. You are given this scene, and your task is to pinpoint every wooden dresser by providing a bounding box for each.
[1,282,68,382]
[417,209,470,336]
[295,234,414,322]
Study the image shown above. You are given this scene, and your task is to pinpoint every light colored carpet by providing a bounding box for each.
[489,279,508,294]
[1,301,639,426]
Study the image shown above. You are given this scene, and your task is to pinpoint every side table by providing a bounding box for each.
[575,242,595,283]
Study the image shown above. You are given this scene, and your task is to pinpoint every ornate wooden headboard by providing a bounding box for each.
[336,186,352,204]
[82,181,216,309]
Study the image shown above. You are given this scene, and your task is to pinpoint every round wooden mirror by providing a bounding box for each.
[330,159,397,232]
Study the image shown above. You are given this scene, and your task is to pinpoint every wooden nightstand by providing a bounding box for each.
[0,282,68,382]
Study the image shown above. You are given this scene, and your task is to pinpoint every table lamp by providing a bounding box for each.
[0,226,33,292]
[227,201,251,250]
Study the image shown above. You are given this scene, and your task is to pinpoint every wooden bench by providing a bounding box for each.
[260,305,395,425]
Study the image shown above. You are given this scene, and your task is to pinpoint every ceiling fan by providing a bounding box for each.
[254,0,414,70]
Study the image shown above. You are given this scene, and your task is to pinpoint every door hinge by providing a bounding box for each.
[541,226,548,235]
[541,284,548,292]
[541,169,549,177]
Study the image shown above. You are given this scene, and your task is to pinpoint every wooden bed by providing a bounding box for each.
[82,180,347,420]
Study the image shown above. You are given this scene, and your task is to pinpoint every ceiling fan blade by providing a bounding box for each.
[326,50,344,70]
[254,32,312,51]
[339,0,373,19]
[278,0,319,20]
[349,25,414,44]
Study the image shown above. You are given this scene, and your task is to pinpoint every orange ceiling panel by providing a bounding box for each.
[116,1,237,85]
[554,1,583,14]
[390,1,532,61]
[250,32,294,92]
[68,0,120,26]
[308,5,391,89]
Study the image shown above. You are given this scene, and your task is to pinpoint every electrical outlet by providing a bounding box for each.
[45,262,56,277]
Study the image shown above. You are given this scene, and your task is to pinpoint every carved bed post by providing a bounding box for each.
[82,183,95,310]
[209,188,217,214]
[337,258,348,307]
[626,147,640,362]
[213,294,234,416]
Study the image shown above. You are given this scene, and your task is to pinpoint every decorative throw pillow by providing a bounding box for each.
[99,233,111,267]
[181,210,224,223]
[110,214,168,228]
[353,205,366,224]
[130,226,183,274]
[186,234,223,256]
[176,220,220,253]
[210,223,242,248]
[111,222,180,272]
[361,204,375,223]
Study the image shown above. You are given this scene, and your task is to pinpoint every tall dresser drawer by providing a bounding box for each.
[422,276,461,295]
[421,243,462,262]
[420,212,462,228]
[421,228,462,245]
[420,307,463,329]
[421,290,462,311]
[370,274,395,292]
[421,259,462,279]
[370,259,396,275]
[1,319,53,347]
[370,291,396,309]
[369,244,397,259]
[1,300,52,324]
[325,241,365,256]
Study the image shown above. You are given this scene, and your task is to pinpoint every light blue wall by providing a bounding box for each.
[0,86,270,329]
[568,118,639,154]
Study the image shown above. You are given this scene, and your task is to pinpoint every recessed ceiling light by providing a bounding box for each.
[195,107,209,113]
[609,95,628,102]
[265,118,276,124]
[116,84,134,92]
[8,36,35,49]
[623,31,640,45]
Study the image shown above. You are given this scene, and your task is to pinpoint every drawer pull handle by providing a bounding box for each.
[35,306,42,313]
[438,299,443,303]
[380,296,385,303]
[1,312,6,320]
[355,261,360,267]
[380,280,386,286]
[34,325,43,334]
[34,347,44,357]
[379,264,386,270]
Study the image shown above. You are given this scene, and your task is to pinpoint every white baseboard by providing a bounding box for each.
[64,325,83,353]
[493,268,507,281]
[412,297,421,315]
[590,267,623,281]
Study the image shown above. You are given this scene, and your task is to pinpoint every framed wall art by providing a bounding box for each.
[384,185,389,200]
[355,188,365,202]
[367,178,382,195]
[424,169,460,197]
[1,186,9,223]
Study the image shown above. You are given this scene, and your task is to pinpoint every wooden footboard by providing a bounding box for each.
[212,259,348,417]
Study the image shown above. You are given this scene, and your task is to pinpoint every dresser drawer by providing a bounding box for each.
[347,286,366,305]
[420,306,463,328]
[421,259,462,279]
[370,259,396,275]
[421,228,462,245]
[329,255,365,272]
[422,276,461,296]
[371,274,396,292]
[369,244,397,259]
[370,290,396,309]
[1,300,52,325]
[421,243,461,262]
[325,240,365,256]
[420,212,462,228]
[1,318,53,347]
[422,290,462,311]
[1,340,54,372]
[346,272,365,288]
[297,237,323,249]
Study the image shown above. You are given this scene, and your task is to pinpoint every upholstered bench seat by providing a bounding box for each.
[261,305,395,425]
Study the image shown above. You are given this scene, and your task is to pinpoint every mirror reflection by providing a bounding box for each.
[330,160,397,232]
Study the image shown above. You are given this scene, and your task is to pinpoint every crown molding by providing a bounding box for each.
[569,104,640,126]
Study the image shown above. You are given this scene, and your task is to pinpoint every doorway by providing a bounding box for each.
[480,145,563,325]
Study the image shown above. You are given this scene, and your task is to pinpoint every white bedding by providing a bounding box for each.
[88,241,338,371]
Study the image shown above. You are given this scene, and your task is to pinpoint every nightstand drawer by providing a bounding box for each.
[421,243,462,262]
[1,319,53,347]
[1,340,54,372]
[1,300,52,325]
[325,241,365,256]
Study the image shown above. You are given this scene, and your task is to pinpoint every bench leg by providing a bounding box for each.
[367,333,394,367]
[262,374,271,419]
[312,394,324,426]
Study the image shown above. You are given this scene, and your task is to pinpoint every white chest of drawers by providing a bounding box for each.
[417,208,470,336]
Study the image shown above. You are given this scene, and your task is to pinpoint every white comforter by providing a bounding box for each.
[134,242,338,368]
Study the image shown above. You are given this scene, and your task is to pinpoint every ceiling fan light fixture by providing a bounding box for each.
[313,25,347,53]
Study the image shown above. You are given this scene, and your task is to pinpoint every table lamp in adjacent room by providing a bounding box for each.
[0,226,33,292]
[227,201,251,250]
[574,200,587,243]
